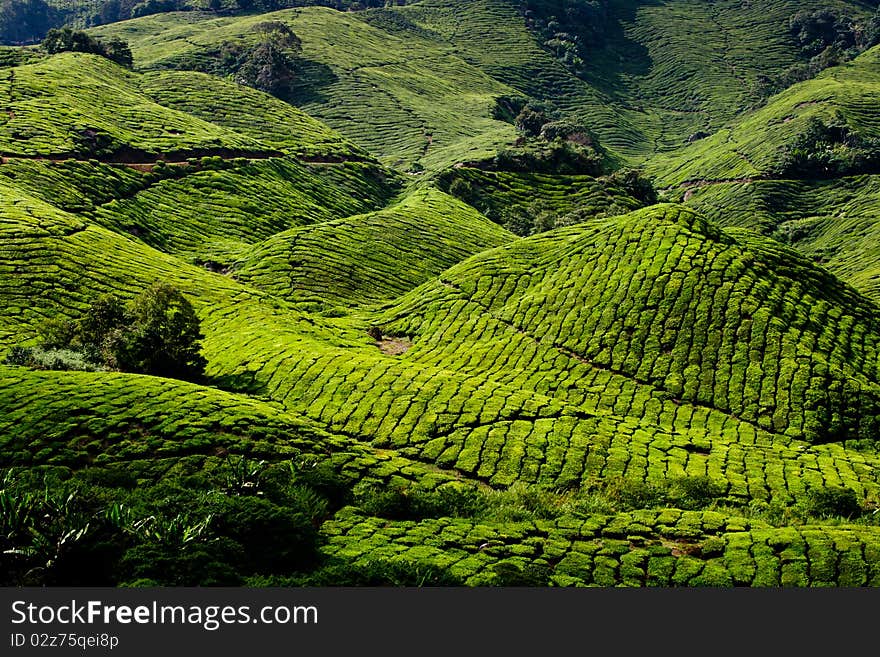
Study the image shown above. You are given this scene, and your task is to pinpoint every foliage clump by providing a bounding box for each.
[0,0,60,45]
[5,282,206,381]
[490,106,608,176]
[519,0,613,75]
[773,116,880,178]
[759,8,880,95]
[210,21,302,97]
[807,486,863,519]
[0,459,330,586]
[41,27,133,68]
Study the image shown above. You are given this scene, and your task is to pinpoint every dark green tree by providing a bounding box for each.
[112,282,207,380]
[73,293,126,362]
[235,21,302,97]
[0,0,58,45]
[514,106,547,137]
[102,37,133,68]
[41,26,102,54]
[41,27,134,68]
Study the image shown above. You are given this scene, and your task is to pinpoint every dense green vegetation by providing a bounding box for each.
[4,0,880,587]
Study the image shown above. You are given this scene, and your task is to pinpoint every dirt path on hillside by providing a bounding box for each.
[0,147,285,172]
[676,176,763,201]
[0,149,373,171]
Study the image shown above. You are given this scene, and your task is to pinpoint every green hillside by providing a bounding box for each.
[4,1,880,588]
[652,45,880,186]
[651,46,880,303]
[234,187,515,307]
[91,6,522,171]
[89,0,878,165]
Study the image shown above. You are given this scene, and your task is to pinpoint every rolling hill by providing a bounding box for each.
[3,0,880,588]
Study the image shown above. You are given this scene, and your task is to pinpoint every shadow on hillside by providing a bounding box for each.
[577,0,659,98]
[209,370,269,398]
[288,59,338,106]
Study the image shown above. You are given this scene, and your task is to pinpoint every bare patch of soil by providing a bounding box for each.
[377,337,412,356]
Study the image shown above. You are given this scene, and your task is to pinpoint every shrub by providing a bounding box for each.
[807,486,863,519]
[111,282,207,380]
[38,316,77,349]
[30,348,106,372]
[773,117,880,178]
[293,459,351,509]
[604,478,667,510]
[353,483,411,519]
[72,293,126,362]
[604,168,658,205]
[207,496,319,573]
[408,484,487,518]
[18,283,207,381]
[119,539,243,586]
[3,345,34,367]
[41,27,133,68]
[491,561,551,586]
[514,106,547,137]
[667,476,726,510]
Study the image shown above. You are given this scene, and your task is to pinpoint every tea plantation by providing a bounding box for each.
[3,0,880,587]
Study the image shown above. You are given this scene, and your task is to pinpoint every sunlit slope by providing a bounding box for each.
[8,181,879,504]
[650,46,880,186]
[0,179,359,353]
[136,69,363,158]
[0,53,265,157]
[89,158,398,264]
[0,364,464,493]
[234,188,514,306]
[90,0,876,168]
[378,204,880,446]
[0,53,402,264]
[674,175,880,306]
[437,167,647,222]
[398,0,872,159]
[324,509,880,586]
[582,0,872,159]
[92,7,520,171]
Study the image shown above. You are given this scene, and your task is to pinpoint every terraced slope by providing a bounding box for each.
[91,0,875,168]
[643,47,880,302]
[677,176,880,303]
[324,509,880,586]
[579,0,873,159]
[379,205,880,446]
[6,145,880,584]
[234,188,514,307]
[437,167,648,223]
[0,52,402,264]
[136,69,363,159]
[0,52,266,157]
[652,46,880,186]
[5,2,880,587]
[92,7,520,172]
[89,158,398,263]
[0,364,462,494]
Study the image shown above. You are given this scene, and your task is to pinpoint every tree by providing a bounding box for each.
[41,26,103,55]
[234,22,302,97]
[73,293,126,362]
[514,106,547,137]
[112,282,207,380]
[103,37,133,68]
[41,27,134,68]
[0,0,58,45]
